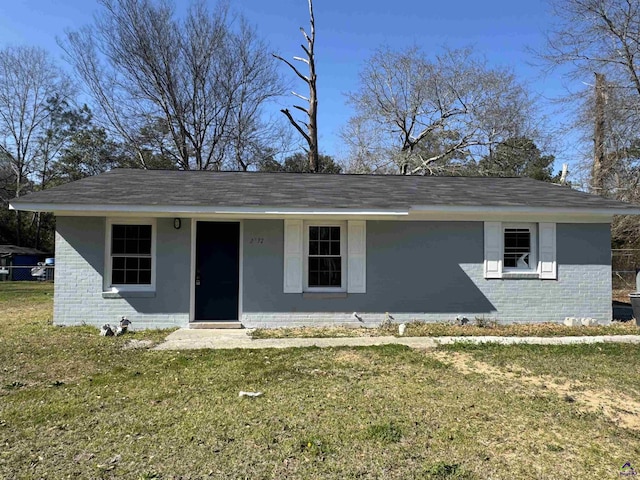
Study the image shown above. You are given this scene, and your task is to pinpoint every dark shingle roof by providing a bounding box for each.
[9,169,640,212]
[0,245,49,257]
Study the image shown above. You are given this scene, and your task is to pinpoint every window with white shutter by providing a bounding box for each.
[283,219,303,293]
[347,220,366,293]
[483,221,556,280]
[283,219,367,293]
[538,223,557,279]
[484,222,503,278]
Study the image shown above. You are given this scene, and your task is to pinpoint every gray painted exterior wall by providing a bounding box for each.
[241,220,612,327]
[53,217,612,329]
[54,216,191,329]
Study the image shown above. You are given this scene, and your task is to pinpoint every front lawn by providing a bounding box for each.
[1,282,639,479]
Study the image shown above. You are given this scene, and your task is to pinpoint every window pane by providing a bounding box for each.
[112,224,152,255]
[315,257,328,271]
[112,257,125,269]
[504,254,519,268]
[307,225,342,288]
[505,229,530,247]
[504,229,531,268]
[309,257,319,271]
[318,272,330,286]
[319,241,330,255]
[125,270,138,284]
[125,225,138,239]
[125,239,138,254]
[139,270,151,284]
[125,257,139,270]
[139,239,151,255]
[139,225,152,240]
[110,224,153,285]
[112,225,126,239]
[328,257,342,272]
[308,257,342,287]
[112,239,125,254]
[112,269,125,284]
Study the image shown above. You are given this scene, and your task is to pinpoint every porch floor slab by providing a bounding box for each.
[153,329,640,351]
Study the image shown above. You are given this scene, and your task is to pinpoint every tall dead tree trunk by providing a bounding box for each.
[15,171,23,246]
[274,0,319,172]
[592,72,607,195]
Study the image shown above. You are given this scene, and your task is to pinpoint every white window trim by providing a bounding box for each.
[303,220,347,293]
[485,221,557,280]
[104,217,157,292]
[502,223,537,273]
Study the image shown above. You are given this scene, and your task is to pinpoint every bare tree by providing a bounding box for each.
[0,46,73,245]
[226,19,291,171]
[63,0,283,171]
[541,0,640,243]
[542,0,640,186]
[343,46,541,175]
[592,72,608,194]
[273,0,319,172]
[544,0,640,95]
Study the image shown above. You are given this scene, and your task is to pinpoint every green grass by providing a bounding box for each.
[251,320,639,339]
[365,421,403,443]
[1,282,640,478]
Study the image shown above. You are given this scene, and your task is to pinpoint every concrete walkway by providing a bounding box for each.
[153,328,640,351]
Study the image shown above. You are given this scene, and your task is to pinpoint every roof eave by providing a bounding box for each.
[8,202,410,216]
[410,205,640,216]
[10,201,640,217]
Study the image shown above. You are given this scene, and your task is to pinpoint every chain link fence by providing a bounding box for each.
[0,265,54,282]
[612,249,640,303]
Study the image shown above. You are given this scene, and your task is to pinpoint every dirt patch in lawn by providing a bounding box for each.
[432,350,640,431]
[333,349,371,365]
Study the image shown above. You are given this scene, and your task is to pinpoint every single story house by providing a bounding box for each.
[9,169,640,329]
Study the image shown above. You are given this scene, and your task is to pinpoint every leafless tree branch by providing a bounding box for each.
[274,0,318,171]
[62,0,284,171]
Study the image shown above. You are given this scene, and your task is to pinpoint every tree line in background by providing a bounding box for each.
[541,0,640,247]
[1,0,638,251]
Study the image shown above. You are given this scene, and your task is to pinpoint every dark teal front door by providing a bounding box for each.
[195,222,240,321]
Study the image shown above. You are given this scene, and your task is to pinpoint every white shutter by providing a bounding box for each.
[347,220,366,293]
[283,219,303,293]
[484,222,503,279]
[538,222,557,279]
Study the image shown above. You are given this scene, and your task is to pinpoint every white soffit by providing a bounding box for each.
[9,201,638,219]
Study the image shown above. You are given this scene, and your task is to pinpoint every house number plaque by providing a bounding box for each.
[249,237,264,244]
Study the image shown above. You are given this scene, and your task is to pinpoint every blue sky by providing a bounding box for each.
[0,0,580,168]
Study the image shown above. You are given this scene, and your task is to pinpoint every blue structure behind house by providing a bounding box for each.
[0,245,51,281]
[11,254,40,281]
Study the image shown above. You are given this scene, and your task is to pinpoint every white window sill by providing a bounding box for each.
[102,289,156,299]
[501,271,540,279]
[303,292,348,299]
